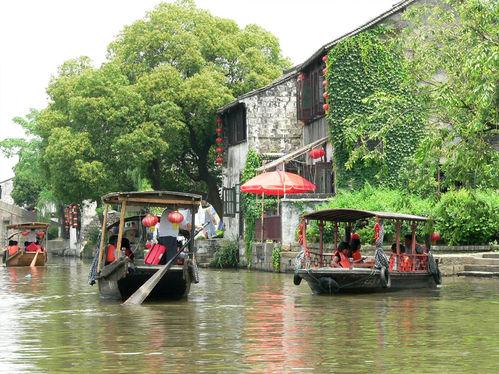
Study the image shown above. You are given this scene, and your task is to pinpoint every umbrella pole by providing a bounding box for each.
[261,193,265,242]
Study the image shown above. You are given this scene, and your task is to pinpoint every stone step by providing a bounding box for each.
[482,253,499,259]
[457,271,499,277]
[464,264,499,272]
[470,258,499,265]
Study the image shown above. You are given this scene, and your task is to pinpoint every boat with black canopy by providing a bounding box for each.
[293,208,442,294]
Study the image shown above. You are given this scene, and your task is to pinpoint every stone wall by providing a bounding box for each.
[280,198,329,247]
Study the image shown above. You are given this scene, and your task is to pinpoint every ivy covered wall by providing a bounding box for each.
[324,26,427,189]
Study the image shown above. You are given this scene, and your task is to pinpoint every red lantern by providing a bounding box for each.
[322,55,328,62]
[142,214,158,227]
[322,68,327,76]
[216,146,223,153]
[21,231,29,237]
[323,92,329,100]
[323,103,329,111]
[168,211,184,224]
[36,231,45,238]
[215,127,223,135]
[216,117,223,125]
[309,148,325,159]
[215,137,223,144]
[322,79,328,87]
[215,156,224,165]
[431,231,441,242]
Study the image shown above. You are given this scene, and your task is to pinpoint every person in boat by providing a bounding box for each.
[390,243,412,271]
[349,233,364,263]
[157,208,180,264]
[105,235,134,265]
[332,241,351,268]
[404,234,427,270]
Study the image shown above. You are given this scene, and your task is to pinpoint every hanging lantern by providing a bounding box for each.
[216,117,223,125]
[323,103,329,112]
[215,127,223,135]
[216,146,223,153]
[322,68,327,76]
[322,79,328,87]
[322,55,328,62]
[36,231,45,238]
[430,231,441,242]
[297,72,305,81]
[323,92,329,100]
[309,148,325,159]
[215,137,223,144]
[21,231,29,237]
[142,214,158,228]
[215,156,224,165]
[167,211,184,232]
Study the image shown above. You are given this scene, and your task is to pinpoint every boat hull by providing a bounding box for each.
[98,260,193,301]
[296,267,438,294]
[4,251,47,267]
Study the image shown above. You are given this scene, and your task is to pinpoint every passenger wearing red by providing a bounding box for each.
[333,241,351,268]
[389,243,398,271]
[350,233,364,263]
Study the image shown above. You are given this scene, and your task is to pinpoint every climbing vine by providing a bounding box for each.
[324,25,427,189]
[271,245,282,272]
[240,149,276,268]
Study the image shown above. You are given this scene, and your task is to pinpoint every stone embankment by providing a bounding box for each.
[455,252,499,277]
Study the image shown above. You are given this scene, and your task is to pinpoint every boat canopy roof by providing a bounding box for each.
[102,191,202,208]
[303,208,428,222]
[7,222,50,230]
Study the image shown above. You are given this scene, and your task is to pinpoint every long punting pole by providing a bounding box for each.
[115,200,127,262]
[333,222,338,251]
[411,221,417,271]
[97,204,109,273]
[395,220,401,255]
[319,221,324,266]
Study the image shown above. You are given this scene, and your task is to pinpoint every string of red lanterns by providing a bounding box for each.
[322,54,329,113]
[215,116,224,165]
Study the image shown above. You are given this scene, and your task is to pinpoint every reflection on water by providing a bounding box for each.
[1,257,499,373]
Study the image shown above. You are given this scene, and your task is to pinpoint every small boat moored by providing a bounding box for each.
[2,222,49,267]
[294,208,442,294]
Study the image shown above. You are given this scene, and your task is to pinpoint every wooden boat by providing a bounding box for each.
[2,222,49,267]
[92,191,202,301]
[293,209,442,294]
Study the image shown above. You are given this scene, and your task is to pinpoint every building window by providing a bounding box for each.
[222,186,238,217]
[297,59,324,123]
[223,103,247,146]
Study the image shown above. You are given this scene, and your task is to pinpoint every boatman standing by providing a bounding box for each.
[157,209,179,264]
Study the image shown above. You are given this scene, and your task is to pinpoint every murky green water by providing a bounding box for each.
[1,257,498,373]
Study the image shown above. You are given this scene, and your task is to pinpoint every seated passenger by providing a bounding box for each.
[404,234,426,269]
[332,241,351,268]
[105,235,118,264]
[350,233,363,263]
[389,243,412,271]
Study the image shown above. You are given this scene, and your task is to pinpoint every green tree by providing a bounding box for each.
[35,0,289,212]
[402,0,499,192]
[0,110,45,209]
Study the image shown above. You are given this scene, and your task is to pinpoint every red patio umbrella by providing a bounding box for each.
[240,171,316,242]
[240,171,316,196]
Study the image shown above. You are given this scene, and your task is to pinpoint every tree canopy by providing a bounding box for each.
[5,0,290,212]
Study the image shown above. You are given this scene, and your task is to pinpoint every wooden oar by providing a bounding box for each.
[30,250,41,267]
[122,223,207,306]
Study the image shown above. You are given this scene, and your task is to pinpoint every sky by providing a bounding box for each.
[0,0,397,182]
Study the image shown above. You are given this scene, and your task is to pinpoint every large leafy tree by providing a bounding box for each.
[0,110,46,209]
[402,0,499,193]
[36,0,289,213]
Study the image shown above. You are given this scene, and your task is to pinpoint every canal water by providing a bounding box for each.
[1,257,498,373]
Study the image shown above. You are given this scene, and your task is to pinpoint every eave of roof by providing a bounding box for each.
[299,0,416,70]
[303,208,428,222]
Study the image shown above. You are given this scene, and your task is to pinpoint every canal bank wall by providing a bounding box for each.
[197,239,499,276]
